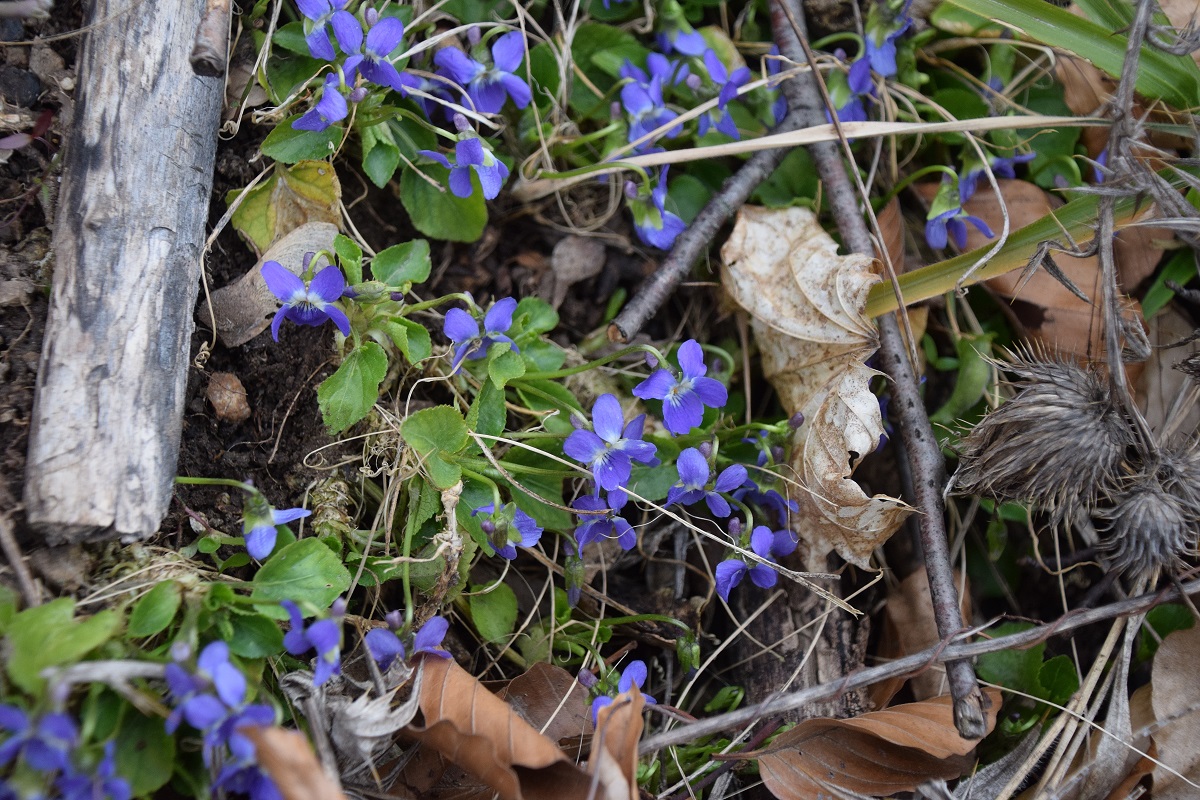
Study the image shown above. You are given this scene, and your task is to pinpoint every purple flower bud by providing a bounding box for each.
[365,7,378,26]
[771,445,786,464]
[610,100,623,119]
[624,180,639,200]
[453,113,470,133]
[577,669,599,689]
[303,251,317,271]
[331,597,347,618]
[697,441,713,459]
[349,86,369,103]
[729,518,742,537]
[171,640,192,662]
[644,352,659,368]
[385,609,403,630]
[390,291,405,301]
[467,25,481,46]
[685,73,702,91]
[788,411,805,429]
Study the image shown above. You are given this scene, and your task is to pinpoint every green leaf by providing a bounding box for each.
[489,347,526,388]
[1142,248,1196,319]
[271,21,310,56]
[751,149,818,208]
[976,622,1044,694]
[228,161,340,254]
[228,613,286,658]
[317,342,389,433]
[514,379,583,434]
[372,240,432,286]
[250,538,352,616]
[946,0,1200,109]
[1138,603,1196,662]
[261,116,342,164]
[0,584,18,636]
[400,164,488,243]
[470,582,519,643]
[361,122,402,188]
[127,581,182,638]
[1037,655,1079,706]
[504,445,571,531]
[520,339,566,372]
[386,115,438,160]
[402,405,470,489]
[335,234,364,285]
[467,378,508,438]
[627,463,678,503]
[513,296,558,337]
[116,710,175,795]
[6,599,120,693]
[380,317,433,364]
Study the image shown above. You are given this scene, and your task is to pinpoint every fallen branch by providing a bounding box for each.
[638,576,1200,754]
[23,0,223,541]
[771,0,986,738]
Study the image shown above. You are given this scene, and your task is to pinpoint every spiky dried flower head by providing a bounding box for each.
[1098,447,1200,579]
[949,348,1133,524]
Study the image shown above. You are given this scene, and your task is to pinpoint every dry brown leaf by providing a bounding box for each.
[497,661,594,745]
[589,688,645,800]
[1138,305,1200,436]
[876,196,906,275]
[403,655,597,800]
[721,206,911,569]
[1150,623,1200,798]
[244,726,348,800]
[737,690,1001,799]
[881,570,973,702]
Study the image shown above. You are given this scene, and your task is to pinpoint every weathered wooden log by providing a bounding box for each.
[24,0,223,542]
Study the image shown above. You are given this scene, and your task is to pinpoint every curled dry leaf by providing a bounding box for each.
[733,689,1002,800]
[243,726,348,800]
[402,654,598,800]
[497,660,593,746]
[589,687,645,800]
[720,205,911,569]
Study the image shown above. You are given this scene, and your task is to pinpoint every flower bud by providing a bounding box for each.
[349,86,369,103]
[728,518,742,538]
[365,7,379,26]
[331,597,347,618]
[697,440,713,459]
[453,113,471,133]
[788,411,805,429]
[170,640,193,662]
[643,351,658,368]
[565,552,586,607]
[385,609,403,630]
[676,632,700,674]
[685,74,702,91]
[467,25,481,46]
[624,180,639,201]
[576,668,599,689]
[611,100,623,119]
[480,519,496,535]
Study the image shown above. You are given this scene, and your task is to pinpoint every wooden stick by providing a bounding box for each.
[24,0,223,542]
[191,0,232,77]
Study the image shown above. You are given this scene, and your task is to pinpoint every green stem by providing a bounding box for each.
[458,456,571,479]
[520,344,666,381]
[175,476,255,493]
[876,164,959,209]
[401,292,474,316]
[591,613,691,633]
[401,483,418,626]
[459,466,504,509]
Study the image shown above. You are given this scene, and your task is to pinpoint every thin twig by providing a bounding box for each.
[770,0,985,738]
[607,110,807,342]
[0,511,39,607]
[638,577,1200,754]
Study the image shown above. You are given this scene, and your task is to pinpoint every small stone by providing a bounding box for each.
[207,372,251,423]
[0,277,33,306]
[0,65,40,107]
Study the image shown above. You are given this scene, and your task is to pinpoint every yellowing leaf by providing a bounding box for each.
[229,160,342,255]
[720,206,911,569]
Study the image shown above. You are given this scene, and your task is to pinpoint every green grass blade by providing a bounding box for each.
[946,0,1200,110]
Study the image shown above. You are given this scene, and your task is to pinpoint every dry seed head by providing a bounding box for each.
[1098,452,1200,579]
[949,349,1132,524]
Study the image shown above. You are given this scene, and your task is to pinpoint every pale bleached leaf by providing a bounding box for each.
[721,206,911,569]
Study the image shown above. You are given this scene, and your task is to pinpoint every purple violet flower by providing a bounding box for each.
[365,614,451,671]
[419,115,510,200]
[666,447,749,518]
[443,296,518,373]
[626,168,686,250]
[262,260,352,341]
[0,705,77,773]
[56,742,132,800]
[572,494,636,551]
[293,73,348,132]
[958,152,1036,202]
[828,56,873,123]
[715,526,798,601]
[733,484,799,528]
[282,600,343,686]
[340,16,419,93]
[471,503,544,559]
[655,18,708,56]
[924,205,995,250]
[765,46,788,125]
[864,0,913,78]
[241,490,310,561]
[633,339,728,435]
[435,30,532,114]
[698,49,751,139]
[619,56,683,150]
[295,0,358,61]
[591,660,657,722]
[564,394,658,492]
